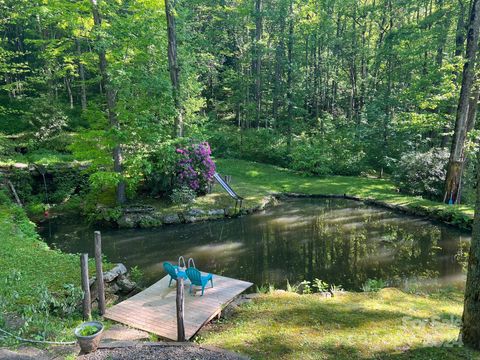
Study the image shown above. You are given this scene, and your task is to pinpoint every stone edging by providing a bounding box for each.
[116,195,278,229]
[116,192,472,230]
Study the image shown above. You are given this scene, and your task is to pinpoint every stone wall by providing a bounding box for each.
[116,195,278,229]
[89,263,138,307]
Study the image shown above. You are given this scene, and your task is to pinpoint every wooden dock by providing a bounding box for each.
[104,273,253,340]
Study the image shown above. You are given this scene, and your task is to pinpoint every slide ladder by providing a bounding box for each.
[214,172,244,210]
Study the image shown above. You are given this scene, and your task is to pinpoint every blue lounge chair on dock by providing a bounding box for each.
[163,262,187,287]
[186,267,213,296]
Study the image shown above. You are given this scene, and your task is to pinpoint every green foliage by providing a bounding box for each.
[290,137,332,175]
[129,266,144,285]
[170,186,197,209]
[299,280,312,294]
[392,148,449,201]
[361,279,386,292]
[312,278,329,293]
[79,325,100,337]
[0,194,99,342]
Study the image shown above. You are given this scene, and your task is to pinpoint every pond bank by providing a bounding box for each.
[105,159,474,230]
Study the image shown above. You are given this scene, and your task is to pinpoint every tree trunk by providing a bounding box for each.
[272,5,286,126]
[65,76,74,109]
[286,0,294,154]
[254,0,263,129]
[461,150,480,349]
[90,0,126,205]
[75,38,87,111]
[165,0,183,137]
[444,0,480,204]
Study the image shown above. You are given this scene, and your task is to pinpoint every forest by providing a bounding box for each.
[2,0,480,358]
[2,0,480,206]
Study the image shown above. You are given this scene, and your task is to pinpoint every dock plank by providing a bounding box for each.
[104,273,253,340]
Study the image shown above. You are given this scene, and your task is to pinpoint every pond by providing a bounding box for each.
[39,198,470,290]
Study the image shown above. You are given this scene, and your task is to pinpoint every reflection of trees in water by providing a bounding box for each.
[248,206,464,290]
[42,199,468,290]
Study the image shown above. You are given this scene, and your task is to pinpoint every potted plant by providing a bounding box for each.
[74,321,104,353]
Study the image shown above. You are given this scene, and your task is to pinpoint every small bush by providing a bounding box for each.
[312,278,329,292]
[170,186,197,208]
[361,279,386,292]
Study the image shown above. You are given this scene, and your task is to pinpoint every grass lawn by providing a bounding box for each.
[146,158,472,227]
[199,288,480,360]
[0,194,102,344]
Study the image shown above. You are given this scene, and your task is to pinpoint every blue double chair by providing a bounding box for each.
[162,259,213,296]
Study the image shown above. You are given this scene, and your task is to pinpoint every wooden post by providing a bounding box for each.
[176,277,185,341]
[80,253,91,320]
[94,231,106,315]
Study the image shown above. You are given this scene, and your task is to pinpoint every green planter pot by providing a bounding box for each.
[74,321,104,354]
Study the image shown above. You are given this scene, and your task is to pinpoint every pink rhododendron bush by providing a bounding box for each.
[175,142,216,195]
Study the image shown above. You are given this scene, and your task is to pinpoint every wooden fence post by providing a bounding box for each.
[80,253,91,320]
[176,277,185,341]
[94,231,106,315]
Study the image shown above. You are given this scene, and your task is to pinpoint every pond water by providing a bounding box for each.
[39,198,471,290]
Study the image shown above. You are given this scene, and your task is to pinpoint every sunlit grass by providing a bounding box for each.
[144,158,474,227]
[199,288,479,360]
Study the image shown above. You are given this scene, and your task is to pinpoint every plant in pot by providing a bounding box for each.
[74,321,104,353]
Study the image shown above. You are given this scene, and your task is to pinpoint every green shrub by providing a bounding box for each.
[170,186,197,209]
[361,279,386,292]
[392,148,448,200]
[290,139,332,175]
[312,278,329,292]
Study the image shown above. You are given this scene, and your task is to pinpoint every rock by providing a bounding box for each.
[184,216,199,223]
[162,213,181,224]
[103,263,128,282]
[207,209,225,216]
[117,214,137,228]
[105,293,119,305]
[186,209,205,217]
[117,275,137,293]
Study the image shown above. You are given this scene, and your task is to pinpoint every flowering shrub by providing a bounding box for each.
[175,142,216,194]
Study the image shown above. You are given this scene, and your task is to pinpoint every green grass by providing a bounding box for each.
[199,288,480,360]
[143,158,473,227]
[0,150,75,167]
[0,194,107,344]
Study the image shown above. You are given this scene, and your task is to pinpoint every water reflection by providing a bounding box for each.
[39,199,470,290]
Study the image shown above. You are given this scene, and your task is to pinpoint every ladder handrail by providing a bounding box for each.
[214,172,243,200]
[178,256,186,269]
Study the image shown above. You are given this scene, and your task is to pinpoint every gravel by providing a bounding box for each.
[78,344,248,360]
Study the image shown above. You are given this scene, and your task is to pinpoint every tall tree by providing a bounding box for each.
[90,0,126,205]
[253,0,263,128]
[165,0,183,137]
[461,149,480,349]
[444,0,480,204]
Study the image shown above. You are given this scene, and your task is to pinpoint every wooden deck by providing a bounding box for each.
[104,273,253,340]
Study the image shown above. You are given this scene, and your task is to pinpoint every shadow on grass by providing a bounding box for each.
[372,345,479,360]
[238,333,363,360]
[268,300,408,329]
